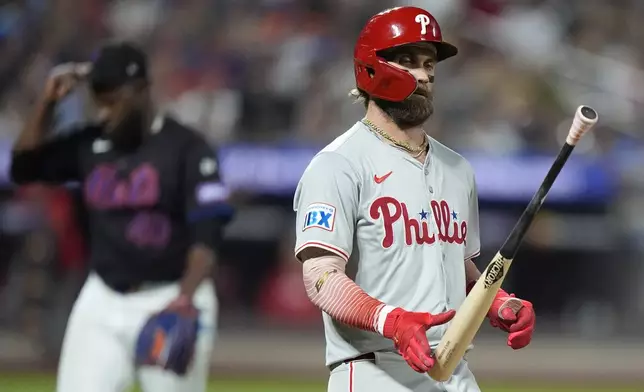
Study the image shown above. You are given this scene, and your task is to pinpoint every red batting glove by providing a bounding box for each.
[487,289,535,349]
[383,308,456,373]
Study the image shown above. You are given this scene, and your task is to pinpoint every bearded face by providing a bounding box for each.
[372,43,437,129]
[373,82,433,129]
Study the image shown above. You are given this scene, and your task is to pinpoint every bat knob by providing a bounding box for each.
[579,106,597,121]
[567,105,599,145]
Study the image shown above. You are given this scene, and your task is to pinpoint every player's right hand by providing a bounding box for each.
[382,307,456,373]
[43,62,91,103]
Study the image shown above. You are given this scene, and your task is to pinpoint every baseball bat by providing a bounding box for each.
[428,105,599,382]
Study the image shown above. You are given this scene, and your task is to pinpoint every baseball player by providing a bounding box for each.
[10,42,232,392]
[294,7,536,392]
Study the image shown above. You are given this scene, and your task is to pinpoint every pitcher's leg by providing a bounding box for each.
[56,277,134,392]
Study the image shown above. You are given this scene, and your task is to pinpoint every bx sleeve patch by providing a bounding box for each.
[302,202,336,232]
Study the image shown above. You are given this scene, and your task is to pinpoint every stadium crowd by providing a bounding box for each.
[0,0,641,151]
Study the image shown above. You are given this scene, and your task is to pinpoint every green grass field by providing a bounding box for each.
[1,374,642,392]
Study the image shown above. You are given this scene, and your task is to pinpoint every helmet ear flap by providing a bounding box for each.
[372,58,417,101]
[355,55,417,102]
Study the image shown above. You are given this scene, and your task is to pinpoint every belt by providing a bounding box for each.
[111,283,141,293]
[329,352,376,372]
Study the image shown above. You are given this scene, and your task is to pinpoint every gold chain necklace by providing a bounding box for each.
[362,118,428,158]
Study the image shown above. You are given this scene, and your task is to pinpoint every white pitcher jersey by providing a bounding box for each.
[293,121,481,366]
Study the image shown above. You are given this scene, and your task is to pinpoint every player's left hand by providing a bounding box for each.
[165,295,199,317]
[487,289,535,350]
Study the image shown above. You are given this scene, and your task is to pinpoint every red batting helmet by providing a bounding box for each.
[353,6,457,102]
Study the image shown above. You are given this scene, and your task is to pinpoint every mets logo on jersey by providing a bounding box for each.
[303,202,336,232]
[369,196,467,248]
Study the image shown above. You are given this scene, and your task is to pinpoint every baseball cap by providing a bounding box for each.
[89,41,149,93]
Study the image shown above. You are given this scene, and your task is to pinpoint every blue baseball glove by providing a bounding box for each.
[135,303,199,376]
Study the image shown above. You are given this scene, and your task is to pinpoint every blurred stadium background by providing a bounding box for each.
[0,0,644,391]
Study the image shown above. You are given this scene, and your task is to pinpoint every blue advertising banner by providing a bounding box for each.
[216,144,616,203]
[0,141,617,204]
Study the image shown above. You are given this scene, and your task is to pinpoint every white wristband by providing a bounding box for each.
[376,305,396,335]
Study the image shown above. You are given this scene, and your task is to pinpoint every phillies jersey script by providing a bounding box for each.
[294,121,481,366]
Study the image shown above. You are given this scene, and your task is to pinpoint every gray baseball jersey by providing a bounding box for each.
[293,121,480,366]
